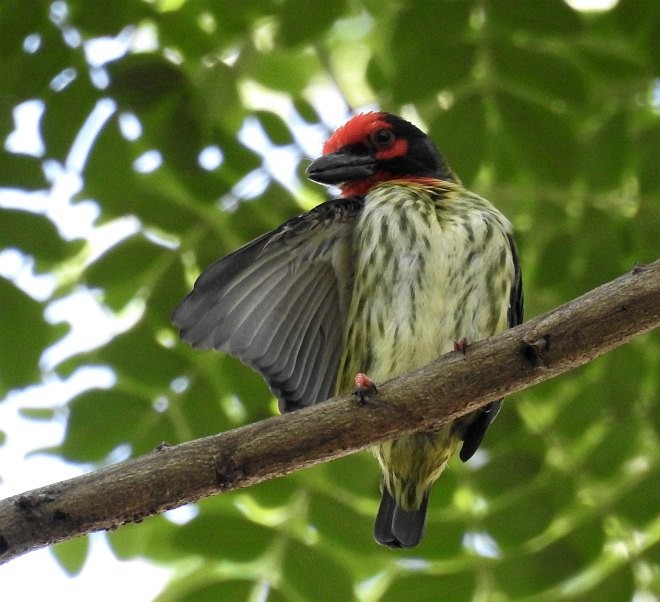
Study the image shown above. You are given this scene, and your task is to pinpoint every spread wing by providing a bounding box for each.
[460,232,523,461]
[172,198,363,413]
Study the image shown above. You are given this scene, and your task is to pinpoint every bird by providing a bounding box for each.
[172,111,523,548]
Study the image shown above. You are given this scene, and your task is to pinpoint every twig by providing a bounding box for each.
[0,260,658,564]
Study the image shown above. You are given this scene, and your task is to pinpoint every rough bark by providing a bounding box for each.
[0,260,658,564]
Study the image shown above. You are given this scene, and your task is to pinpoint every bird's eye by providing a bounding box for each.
[371,128,395,149]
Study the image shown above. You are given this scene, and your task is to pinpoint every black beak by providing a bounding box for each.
[307,151,377,186]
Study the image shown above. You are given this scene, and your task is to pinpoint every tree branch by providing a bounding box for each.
[1,260,659,564]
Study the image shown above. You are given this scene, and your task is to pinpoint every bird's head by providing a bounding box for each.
[307,112,457,197]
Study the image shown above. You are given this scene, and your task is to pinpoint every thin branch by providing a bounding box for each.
[1,260,659,564]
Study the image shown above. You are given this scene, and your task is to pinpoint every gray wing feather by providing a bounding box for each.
[172,198,363,412]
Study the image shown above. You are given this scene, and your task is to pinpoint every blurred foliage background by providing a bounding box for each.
[1,0,659,600]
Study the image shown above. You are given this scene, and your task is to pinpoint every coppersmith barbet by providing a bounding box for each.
[172,112,523,548]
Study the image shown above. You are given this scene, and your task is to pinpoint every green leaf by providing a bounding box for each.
[19,407,56,421]
[383,571,474,602]
[496,517,604,598]
[255,110,294,145]
[157,7,220,58]
[67,0,154,37]
[490,41,588,108]
[281,539,354,602]
[576,42,646,80]
[495,91,577,183]
[61,319,187,392]
[613,0,660,38]
[0,278,65,396]
[0,0,44,58]
[618,466,660,525]
[204,0,275,40]
[81,114,222,231]
[41,76,98,162]
[429,93,487,184]
[570,564,635,602]
[581,110,628,190]
[0,152,47,190]
[0,13,73,104]
[196,61,243,132]
[292,98,322,123]
[276,0,347,47]
[238,46,321,94]
[175,511,274,561]
[476,428,545,498]
[50,535,89,576]
[638,122,660,197]
[83,234,169,310]
[59,387,174,462]
[488,0,582,35]
[107,54,189,111]
[109,514,181,562]
[381,1,474,103]
[174,580,255,602]
[308,491,375,557]
[0,208,79,267]
[488,484,563,549]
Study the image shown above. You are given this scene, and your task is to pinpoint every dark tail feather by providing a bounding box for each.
[374,488,397,547]
[374,488,429,548]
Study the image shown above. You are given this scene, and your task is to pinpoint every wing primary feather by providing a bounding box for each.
[273,273,340,409]
[252,265,334,370]
[256,291,317,369]
[268,271,334,393]
[227,264,318,355]
[172,197,364,412]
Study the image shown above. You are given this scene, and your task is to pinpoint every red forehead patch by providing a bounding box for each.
[322,112,392,155]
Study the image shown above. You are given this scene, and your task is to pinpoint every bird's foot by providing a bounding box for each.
[453,337,469,354]
[353,372,378,405]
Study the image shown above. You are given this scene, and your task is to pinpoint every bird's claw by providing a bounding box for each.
[353,372,378,405]
[453,337,469,354]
